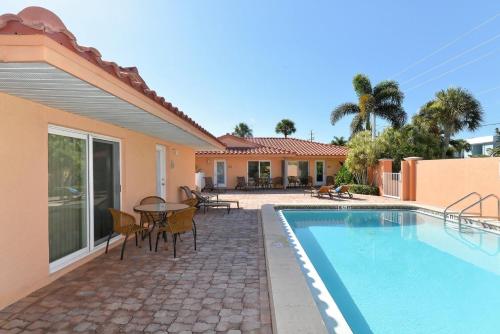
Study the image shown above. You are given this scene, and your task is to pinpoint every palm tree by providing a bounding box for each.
[331,74,406,137]
[331,136,347,146]
[418,87,483,158]
[275,119,296,138]
[232,122,253,138]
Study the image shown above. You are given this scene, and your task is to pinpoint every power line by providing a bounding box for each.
[390,12,500,79]
[401,32,500,86]
[477,85,500,95]
[406,49,498,92]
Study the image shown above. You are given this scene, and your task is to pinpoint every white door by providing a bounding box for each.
[156,145,167,198]
[214,160,227,187]
[315,160,325,185]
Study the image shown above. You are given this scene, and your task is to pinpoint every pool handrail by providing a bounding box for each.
[458,194,500,229]
[444,192,482,222]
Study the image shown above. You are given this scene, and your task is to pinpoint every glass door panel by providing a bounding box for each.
[93,139,120,246]
[215,160,226,187]
[259,161,271,178]
[48,133,88,263]
[315,161,325,184]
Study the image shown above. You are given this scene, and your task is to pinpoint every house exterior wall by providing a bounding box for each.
[195,155,344,189]
[414,158,500,216]
[0,92,195,309]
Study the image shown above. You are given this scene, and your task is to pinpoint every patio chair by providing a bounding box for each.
[326,175,335,186]
[108,208,151,260]
[235,176,247,190]
[192,190,239,213]
[139,196,165,233]
[311,185,334,199]
[203,177,215,192]
[287,176,298,188]
[155,207,197,258]
[333,185,353,198]
[300,176,313,188]
[272,176,283,189]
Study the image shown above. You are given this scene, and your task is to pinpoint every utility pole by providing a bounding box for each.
[309,130,314,142]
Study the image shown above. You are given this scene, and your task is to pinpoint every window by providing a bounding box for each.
[287,161,309,180]
[248,161,271,180]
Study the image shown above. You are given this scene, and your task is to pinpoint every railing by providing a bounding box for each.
[443,192,482,222]
[382,172,401,199]
[458,194,500,229]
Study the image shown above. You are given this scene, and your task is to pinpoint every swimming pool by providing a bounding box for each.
[281,209,500,334]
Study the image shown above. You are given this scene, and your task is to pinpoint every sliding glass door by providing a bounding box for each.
[48,131,88,264]
[48,127,121,270]
[92,139,120,246]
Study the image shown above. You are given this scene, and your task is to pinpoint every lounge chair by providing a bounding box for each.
[333,185,353,198]
[180,186,240,213]
[310,185,334,199]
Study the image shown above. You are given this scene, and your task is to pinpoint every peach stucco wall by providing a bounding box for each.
[0,92,195,309]
[415,158,500,216]
[195,155,344,189]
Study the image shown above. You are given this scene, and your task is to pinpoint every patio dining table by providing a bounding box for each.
[133,203,189,241]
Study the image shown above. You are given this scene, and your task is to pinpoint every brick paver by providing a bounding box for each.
[0,190,398,333]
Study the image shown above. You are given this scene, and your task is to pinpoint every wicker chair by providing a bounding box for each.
[139,196,165,232]
[108,208,151,260]
[235,176,247,190]
[203,177,215,191]
[272,176,283,189]
[155,207,197,258]
[287,176,298,188]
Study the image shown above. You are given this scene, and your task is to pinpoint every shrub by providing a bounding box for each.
[348,184,379,195]
[335,165,354,185]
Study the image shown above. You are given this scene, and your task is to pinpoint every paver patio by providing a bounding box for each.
[0,191,399,334]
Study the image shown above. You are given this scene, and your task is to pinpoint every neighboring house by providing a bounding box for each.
[0,7,223,309]
[196,134,347,188]
[463,135,500,157]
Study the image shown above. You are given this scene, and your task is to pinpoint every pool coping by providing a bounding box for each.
[260,202,451,334]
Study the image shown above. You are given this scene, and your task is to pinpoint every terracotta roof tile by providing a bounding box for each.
[197,135,347,156]
[0,6,221,145]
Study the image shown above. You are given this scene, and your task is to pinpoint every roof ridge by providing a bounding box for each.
[0,6,222,146]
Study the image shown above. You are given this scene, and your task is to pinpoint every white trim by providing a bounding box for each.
[213,159,227,187]
[156,144,167,198]
[49,236,121,273]
[314,160,326,185]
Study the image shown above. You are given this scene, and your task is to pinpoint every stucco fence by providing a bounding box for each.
[373,157,500,216]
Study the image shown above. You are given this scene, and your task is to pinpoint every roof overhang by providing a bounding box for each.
[0,35,224,150]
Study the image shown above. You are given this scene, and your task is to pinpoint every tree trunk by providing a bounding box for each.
[442,132,451,159]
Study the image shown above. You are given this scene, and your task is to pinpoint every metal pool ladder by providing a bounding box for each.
[457,194,500,230]
[443,192,482,223]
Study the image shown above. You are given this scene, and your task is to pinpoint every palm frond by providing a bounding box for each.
[353,74,372,97]
[350,114,366,136]
[374,103,407,128]
[373,80,404,106]
[331,103,360,125]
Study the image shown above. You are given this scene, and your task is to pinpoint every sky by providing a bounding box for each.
[3,0,500,143]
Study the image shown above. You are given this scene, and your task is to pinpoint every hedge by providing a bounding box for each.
[347,184,379,196]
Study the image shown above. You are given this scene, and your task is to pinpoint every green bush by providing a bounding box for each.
[335,165,354,185]
[348,184,379,195]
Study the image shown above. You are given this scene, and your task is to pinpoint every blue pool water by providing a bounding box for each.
[282,209,500,334]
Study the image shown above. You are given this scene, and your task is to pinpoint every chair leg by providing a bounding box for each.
[120,233,129,260]
[173,234,177,258]
[155,231,161,252]
[105,231,113,254]
[135,232,138,247]
[148,230,152,251]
